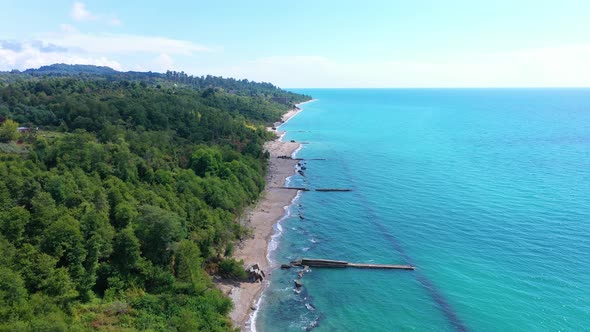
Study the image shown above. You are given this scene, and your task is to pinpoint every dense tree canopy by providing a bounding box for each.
[0,66,311,331]
[2,63,311,105]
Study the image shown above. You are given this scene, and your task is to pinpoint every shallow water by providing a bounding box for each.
[256,89,590,331]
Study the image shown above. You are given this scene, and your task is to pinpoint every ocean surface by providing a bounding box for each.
[255,89,590,331]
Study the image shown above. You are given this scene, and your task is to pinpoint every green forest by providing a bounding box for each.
[0,65,311,331]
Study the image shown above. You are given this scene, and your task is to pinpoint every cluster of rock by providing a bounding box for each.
[297,160,307,177]
[280,262,311,292]
[297,203,305,220]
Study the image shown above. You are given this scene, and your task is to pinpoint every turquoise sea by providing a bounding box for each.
[255,89,590,331]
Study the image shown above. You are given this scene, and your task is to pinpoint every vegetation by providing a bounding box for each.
[0,65,311,331]
[3,63,311,105]
[217,259,248,280]
[0,119,18,142]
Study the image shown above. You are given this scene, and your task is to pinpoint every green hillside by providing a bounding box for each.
[0,66,310,331]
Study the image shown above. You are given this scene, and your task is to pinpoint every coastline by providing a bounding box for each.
[217,101,312,331]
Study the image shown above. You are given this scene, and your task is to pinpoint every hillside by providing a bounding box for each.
[0,65,311,331]
[3,63,309,105]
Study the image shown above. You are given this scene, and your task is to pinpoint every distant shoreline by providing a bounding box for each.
[217,100,314,330]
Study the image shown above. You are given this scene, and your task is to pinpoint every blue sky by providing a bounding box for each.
[1,0,590,87]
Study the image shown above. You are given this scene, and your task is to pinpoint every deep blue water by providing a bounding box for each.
[256,89,590,331]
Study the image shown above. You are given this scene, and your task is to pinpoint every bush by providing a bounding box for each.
[217,258,247,280]
[0,119,19,143]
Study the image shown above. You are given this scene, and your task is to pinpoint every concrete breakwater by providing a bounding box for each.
[289,258,415,270]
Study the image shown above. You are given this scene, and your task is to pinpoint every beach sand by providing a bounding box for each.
[217,106,303,330]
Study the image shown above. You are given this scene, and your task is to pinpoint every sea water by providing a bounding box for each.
[256,89,590,331]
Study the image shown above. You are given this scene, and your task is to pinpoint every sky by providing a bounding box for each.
[1,0,590,87]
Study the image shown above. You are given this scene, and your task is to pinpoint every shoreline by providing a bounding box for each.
[217,100,312,331]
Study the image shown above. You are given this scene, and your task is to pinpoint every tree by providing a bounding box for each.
[174,240,208,294]
[28,191,58,240]
[41,215,87,290]
[113,202,138,229]
[0,267,29,321]
[0,206,30,245]
[111,226,143,275]
[0,119,19,142]
[135,205,185,266]
[218,258,247,280]
[0,69,311,331]
[190,147,222,177]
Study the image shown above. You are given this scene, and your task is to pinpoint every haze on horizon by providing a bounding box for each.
[1,0,590,88]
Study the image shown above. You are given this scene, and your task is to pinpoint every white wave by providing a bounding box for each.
[266,190,302,264]
[250,101,317,331]
[247,292,265,332]
[291,144,303,159]
[278,131,287,141]
[284,174,293,187]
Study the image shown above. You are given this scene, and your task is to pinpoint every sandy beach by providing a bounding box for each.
[217,104,307,330]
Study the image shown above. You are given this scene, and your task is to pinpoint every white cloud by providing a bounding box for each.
[256,55,331,66]
[195,56,336,86]
[108,18,122,26]
[153,53,175,71]
[41,30,211,55]
[0,26,210,72]
[0,3,209,73]
[71,2,96,22]
[60,24,78,34]
[70,2,122,26]
[0,41,121,71]
[200,44,590,87]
